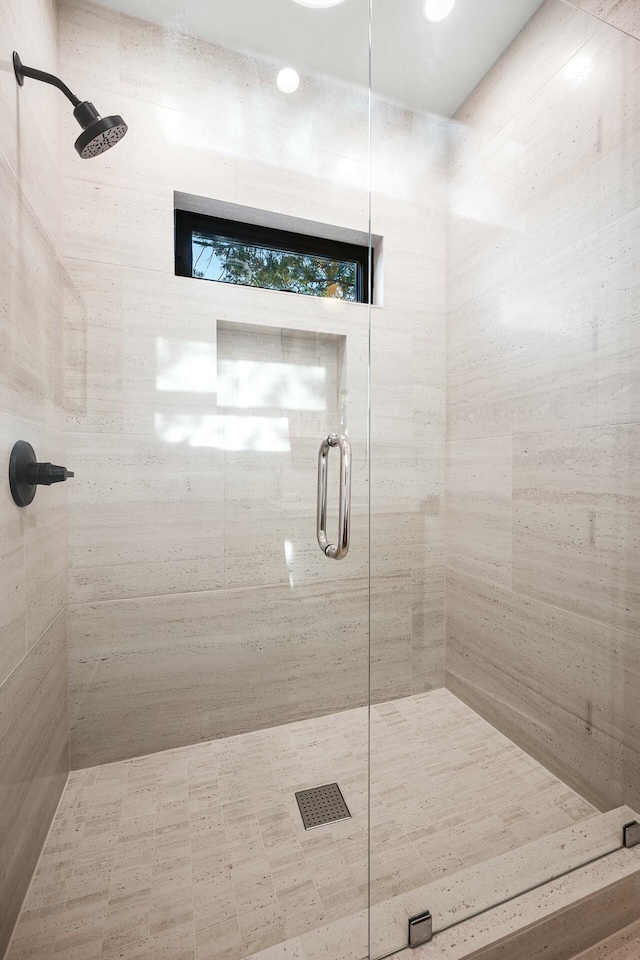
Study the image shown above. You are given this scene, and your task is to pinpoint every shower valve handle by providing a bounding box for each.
[28,461,75,486]
[9,441,74,507]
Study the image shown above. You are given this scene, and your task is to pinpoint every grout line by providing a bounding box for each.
[0,606,66,696]
[559,0,640,41]
[4,692,73,958]
[0,137,63,257]
[66,572,410,610]
[64,606,71,788]
[446,417,640,444]
[444,563,640,641]
[447,184,640,318]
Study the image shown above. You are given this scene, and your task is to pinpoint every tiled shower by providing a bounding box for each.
[1,0,640,958]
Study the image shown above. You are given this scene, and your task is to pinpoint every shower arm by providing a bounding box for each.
[12,50,128,159]
[13,52,80,107]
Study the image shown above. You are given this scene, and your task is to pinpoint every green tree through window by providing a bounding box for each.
[192,233,358,301]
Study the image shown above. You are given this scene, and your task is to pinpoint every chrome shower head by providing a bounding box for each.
[13,51,128,159]
[72,100,128,158]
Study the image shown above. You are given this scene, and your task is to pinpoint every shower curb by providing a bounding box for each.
[242,817,640,960]
[404,845,640,960]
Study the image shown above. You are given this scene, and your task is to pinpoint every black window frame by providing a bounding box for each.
[174,209,371,304]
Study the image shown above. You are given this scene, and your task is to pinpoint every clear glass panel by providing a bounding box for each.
[50,3,372,960]
[369,0,640,955]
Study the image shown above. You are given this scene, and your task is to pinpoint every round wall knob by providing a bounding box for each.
[9,441,74,507]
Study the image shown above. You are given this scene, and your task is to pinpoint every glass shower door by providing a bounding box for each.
[59,2,374,959]
[368,0,640,955]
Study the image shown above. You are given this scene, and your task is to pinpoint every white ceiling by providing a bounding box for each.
[95,0,546,117]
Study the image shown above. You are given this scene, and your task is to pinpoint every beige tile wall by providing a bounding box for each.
[572,0,640,39]
[0,0,70,953]
[445,0,640,813]
[59,0,447,767]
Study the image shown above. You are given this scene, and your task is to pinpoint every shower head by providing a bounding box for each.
[13,51,128,159]
[72,100,128,158]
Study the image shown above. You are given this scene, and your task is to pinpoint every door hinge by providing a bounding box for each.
[624,821,640,848]
[408,911,433,948]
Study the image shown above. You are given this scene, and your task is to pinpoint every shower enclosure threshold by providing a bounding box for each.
[242,809,640,960]
[372,804,638,957]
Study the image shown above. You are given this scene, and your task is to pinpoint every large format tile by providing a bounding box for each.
[68,577,374,767]
[64,258,370,437]
[62,176,173,273]
[370,309,446,445]
[63,259,375,604]
[370,576,412,702]
[55,0,447,812]
[0,611,68,958]
[446,0,640,849]
[448,10,640,441]
[595,425,640,639]
[506,22,640,274]
[512,428,598,624]
[219,323,368,589]
[22,420,67,648]
[0,152,64,428]
[370,441,444,577]
[369,435,445,693]
[447,215,607,441]
[410,572,445,694]
[0,3,67,958]
[513,426,640,639]
[445,569,638,812]
[57,0,120,94]
[0,0,60,247]
[223,440,369,590]
[446,437,512,588]
[0,184,65,657]
[370,106,447,317]
[58,1,370,256]
[448,202,640,441]
[67,431,224,603]
[572,0,640,39]
[60,82,237,206]
[0,415,26,686]
[235,157,369,242]
[575,919,640,960]
[452,1,599,174]
[448,1,601,313]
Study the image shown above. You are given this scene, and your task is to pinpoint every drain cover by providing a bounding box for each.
[295,782,351,830]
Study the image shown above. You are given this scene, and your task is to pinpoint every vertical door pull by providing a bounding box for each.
[316,433,351,560]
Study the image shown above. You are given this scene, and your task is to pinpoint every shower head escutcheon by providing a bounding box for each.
[13,51,128,158]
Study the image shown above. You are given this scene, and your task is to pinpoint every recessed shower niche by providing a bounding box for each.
[216,319,365,589]
[216,321,347,450]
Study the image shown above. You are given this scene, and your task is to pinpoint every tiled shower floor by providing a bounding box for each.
[8,690,597,960]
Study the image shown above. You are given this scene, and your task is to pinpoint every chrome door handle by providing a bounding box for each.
[317,433,351,560]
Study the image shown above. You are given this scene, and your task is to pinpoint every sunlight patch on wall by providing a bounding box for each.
[156,337,217,394]
[218,359,327,411]
[155,413,291,451]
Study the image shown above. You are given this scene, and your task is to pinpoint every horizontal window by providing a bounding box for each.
[175,210,370,303]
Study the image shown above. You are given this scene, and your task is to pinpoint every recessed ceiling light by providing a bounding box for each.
[424,0,455,21]
[292,0,347,7]
[277,67,300,94]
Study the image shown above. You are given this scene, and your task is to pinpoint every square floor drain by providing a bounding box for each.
[295,782,351,830]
